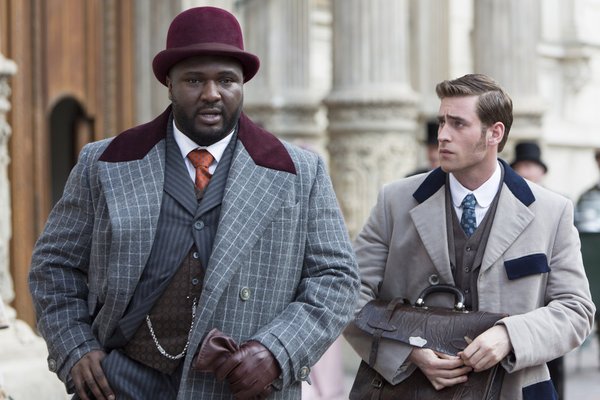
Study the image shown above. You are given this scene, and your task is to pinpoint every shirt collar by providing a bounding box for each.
[172,120,234,162]
[449,161,502,208]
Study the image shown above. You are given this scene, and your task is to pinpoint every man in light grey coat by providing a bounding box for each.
[345,73,594,400]
[29,7,359,400]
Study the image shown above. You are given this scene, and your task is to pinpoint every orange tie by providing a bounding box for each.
[187,149,214,191]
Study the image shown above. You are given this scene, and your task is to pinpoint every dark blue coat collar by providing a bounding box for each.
[412,159,535,206]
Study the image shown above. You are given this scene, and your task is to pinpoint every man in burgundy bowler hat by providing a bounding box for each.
[29,7,359,400]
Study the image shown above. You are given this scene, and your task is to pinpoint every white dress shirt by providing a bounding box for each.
[449,161,502,228]
[172,120,234,181]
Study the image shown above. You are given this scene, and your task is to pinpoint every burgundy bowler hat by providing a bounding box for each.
[153,7,260,86]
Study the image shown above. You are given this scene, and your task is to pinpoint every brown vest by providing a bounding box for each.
[122,246,204,374]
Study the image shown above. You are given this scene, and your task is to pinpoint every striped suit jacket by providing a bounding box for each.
[29,107,361,399]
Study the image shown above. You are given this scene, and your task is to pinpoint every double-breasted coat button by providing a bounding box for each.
[48,358,57,372]
[298,366,310,380]
[428,274,439,285]
[240,287,251,301]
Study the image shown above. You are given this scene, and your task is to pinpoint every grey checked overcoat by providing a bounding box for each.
[29,107,360,399]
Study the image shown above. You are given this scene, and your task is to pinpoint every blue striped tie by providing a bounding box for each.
[460,193,477,237]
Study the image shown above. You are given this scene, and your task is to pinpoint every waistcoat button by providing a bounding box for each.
[194,220,205,230]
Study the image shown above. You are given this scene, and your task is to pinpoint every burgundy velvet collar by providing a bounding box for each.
[99,107,296,175]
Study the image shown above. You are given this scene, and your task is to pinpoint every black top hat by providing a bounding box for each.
[510,141,547,172]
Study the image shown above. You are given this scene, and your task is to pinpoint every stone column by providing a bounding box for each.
[134,0,180,123]
[326,0,419,237]
[242,0,329,157]
[182,0,235,9]
[0,53,16,306]
[411,0,451,114]
[473,0,544,143]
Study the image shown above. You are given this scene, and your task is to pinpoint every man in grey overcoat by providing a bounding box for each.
[345,74,594,400]
[29,7,360,400]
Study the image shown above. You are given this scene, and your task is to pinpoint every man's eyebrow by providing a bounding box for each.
[217,70,243,78]
[446,114,469,125]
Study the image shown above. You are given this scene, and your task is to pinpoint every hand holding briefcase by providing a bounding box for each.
[349,285,508,400]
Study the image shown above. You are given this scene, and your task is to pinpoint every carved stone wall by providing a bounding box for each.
[328,126,418,236]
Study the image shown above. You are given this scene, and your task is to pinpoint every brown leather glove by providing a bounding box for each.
[215,340,281,400]
[192,328,239,372]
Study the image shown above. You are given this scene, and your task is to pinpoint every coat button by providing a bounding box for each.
[240,287,251,301]
[194,220,205,230]
[48,358,57,372]
[192,251,200,259]
[298,366,310,380]
[428,274,439,285]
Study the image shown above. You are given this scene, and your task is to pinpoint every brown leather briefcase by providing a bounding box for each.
[349,285,507,400]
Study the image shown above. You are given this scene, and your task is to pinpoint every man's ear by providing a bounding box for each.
[488,122,505,146]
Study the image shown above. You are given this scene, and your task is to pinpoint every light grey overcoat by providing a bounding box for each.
[344,163,595,400]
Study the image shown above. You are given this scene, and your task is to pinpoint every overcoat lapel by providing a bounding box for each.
[481,183,534,272]
[98,142,166,322]
[410,187,455,284]
[410,161,536,280]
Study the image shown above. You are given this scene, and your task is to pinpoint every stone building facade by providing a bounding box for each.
[130,0,600,239]
[2,0,600,397]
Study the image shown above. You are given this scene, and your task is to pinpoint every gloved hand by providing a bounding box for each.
[192,328,239,372]
[215,340,281,400]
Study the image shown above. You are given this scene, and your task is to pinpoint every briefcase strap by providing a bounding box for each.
[368,297,407,366]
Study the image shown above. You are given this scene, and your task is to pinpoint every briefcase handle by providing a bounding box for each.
[415,284,466,311]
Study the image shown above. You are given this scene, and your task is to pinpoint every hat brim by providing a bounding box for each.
[510,159,548,173]
[153,42,260,86]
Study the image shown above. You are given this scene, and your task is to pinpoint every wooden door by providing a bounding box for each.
[1,0,135,325]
